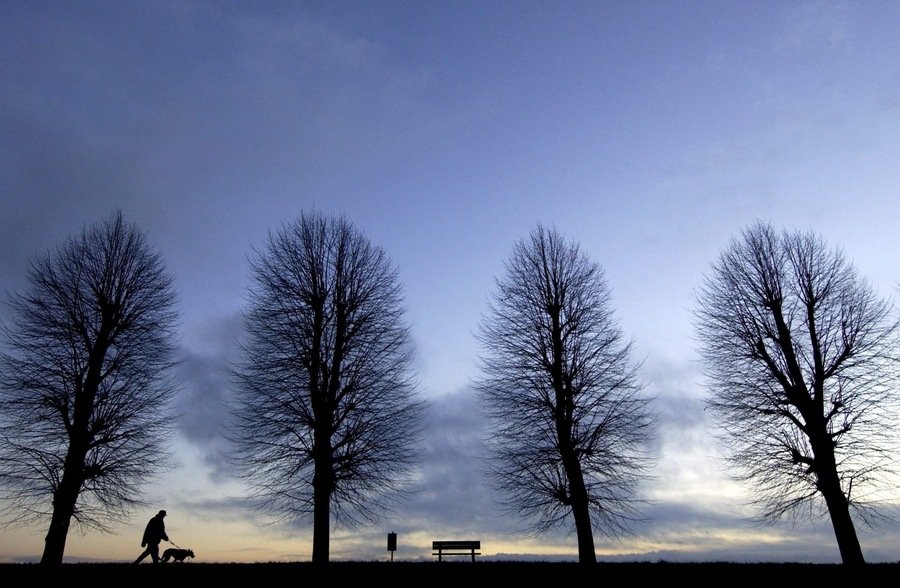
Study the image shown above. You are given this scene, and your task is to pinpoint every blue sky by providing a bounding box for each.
[2,0,900,563]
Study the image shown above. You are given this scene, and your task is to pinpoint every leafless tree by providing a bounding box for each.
[695,221,900,566]
[232,212,422,564]
[0,212,178,565]
[476,225,652,565]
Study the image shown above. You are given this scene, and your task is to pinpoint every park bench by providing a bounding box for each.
[432,540,480,562]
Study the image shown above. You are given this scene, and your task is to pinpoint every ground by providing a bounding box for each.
[1,561,897,584]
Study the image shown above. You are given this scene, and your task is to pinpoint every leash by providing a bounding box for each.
[168,539,185,549]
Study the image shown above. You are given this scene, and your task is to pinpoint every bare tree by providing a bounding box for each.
[232,211,422,564]
[476,225,652,565]
[695,221,900,566]
[0,212,178,565]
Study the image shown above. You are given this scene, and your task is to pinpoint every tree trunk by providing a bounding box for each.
[547,304,596,565]
[40,457,83,565]
[566,457,597,565]
[311,424,332,565]
[41,500,74,565]
[311,482,330,565]
[807,413,865,566]
[42,326,109,565]
[819,466,865,566]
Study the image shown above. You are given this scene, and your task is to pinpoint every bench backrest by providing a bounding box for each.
[432,540,480,549]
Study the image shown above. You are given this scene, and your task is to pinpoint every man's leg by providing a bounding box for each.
[134,548,150,564]
[150,543,160,563]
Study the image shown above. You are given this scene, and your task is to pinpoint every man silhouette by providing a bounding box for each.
[134,510,169,564]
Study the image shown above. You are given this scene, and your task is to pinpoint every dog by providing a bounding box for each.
[160,548,195,563]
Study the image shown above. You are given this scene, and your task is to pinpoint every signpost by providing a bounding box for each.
[387,532,397,562]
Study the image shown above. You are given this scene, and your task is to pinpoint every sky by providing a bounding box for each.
[2,0,900,564]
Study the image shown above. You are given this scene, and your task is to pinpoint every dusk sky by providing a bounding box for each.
[2,1,900,563]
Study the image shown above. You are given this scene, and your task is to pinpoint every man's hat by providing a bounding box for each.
[158,510,167,516]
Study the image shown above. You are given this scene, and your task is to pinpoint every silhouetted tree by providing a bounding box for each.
[477,226,652,565]
[0,212,178,565]
[233,212,422,565]
[695,221,900,566]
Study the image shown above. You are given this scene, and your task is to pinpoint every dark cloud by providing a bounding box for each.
[174,354,235,480]
[650,393,713,458]
[632,501,747,534]
[173,313,244,481]
[639,355,715,460]
[176,495,266,523]
[619,500,900,563]
[396,388,524,537]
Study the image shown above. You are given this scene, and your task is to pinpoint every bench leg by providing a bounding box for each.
[470,550,475,562]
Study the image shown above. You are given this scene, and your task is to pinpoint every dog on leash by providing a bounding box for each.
[160,548,195,563]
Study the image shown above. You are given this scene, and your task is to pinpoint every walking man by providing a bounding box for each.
[134,510,169,564]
